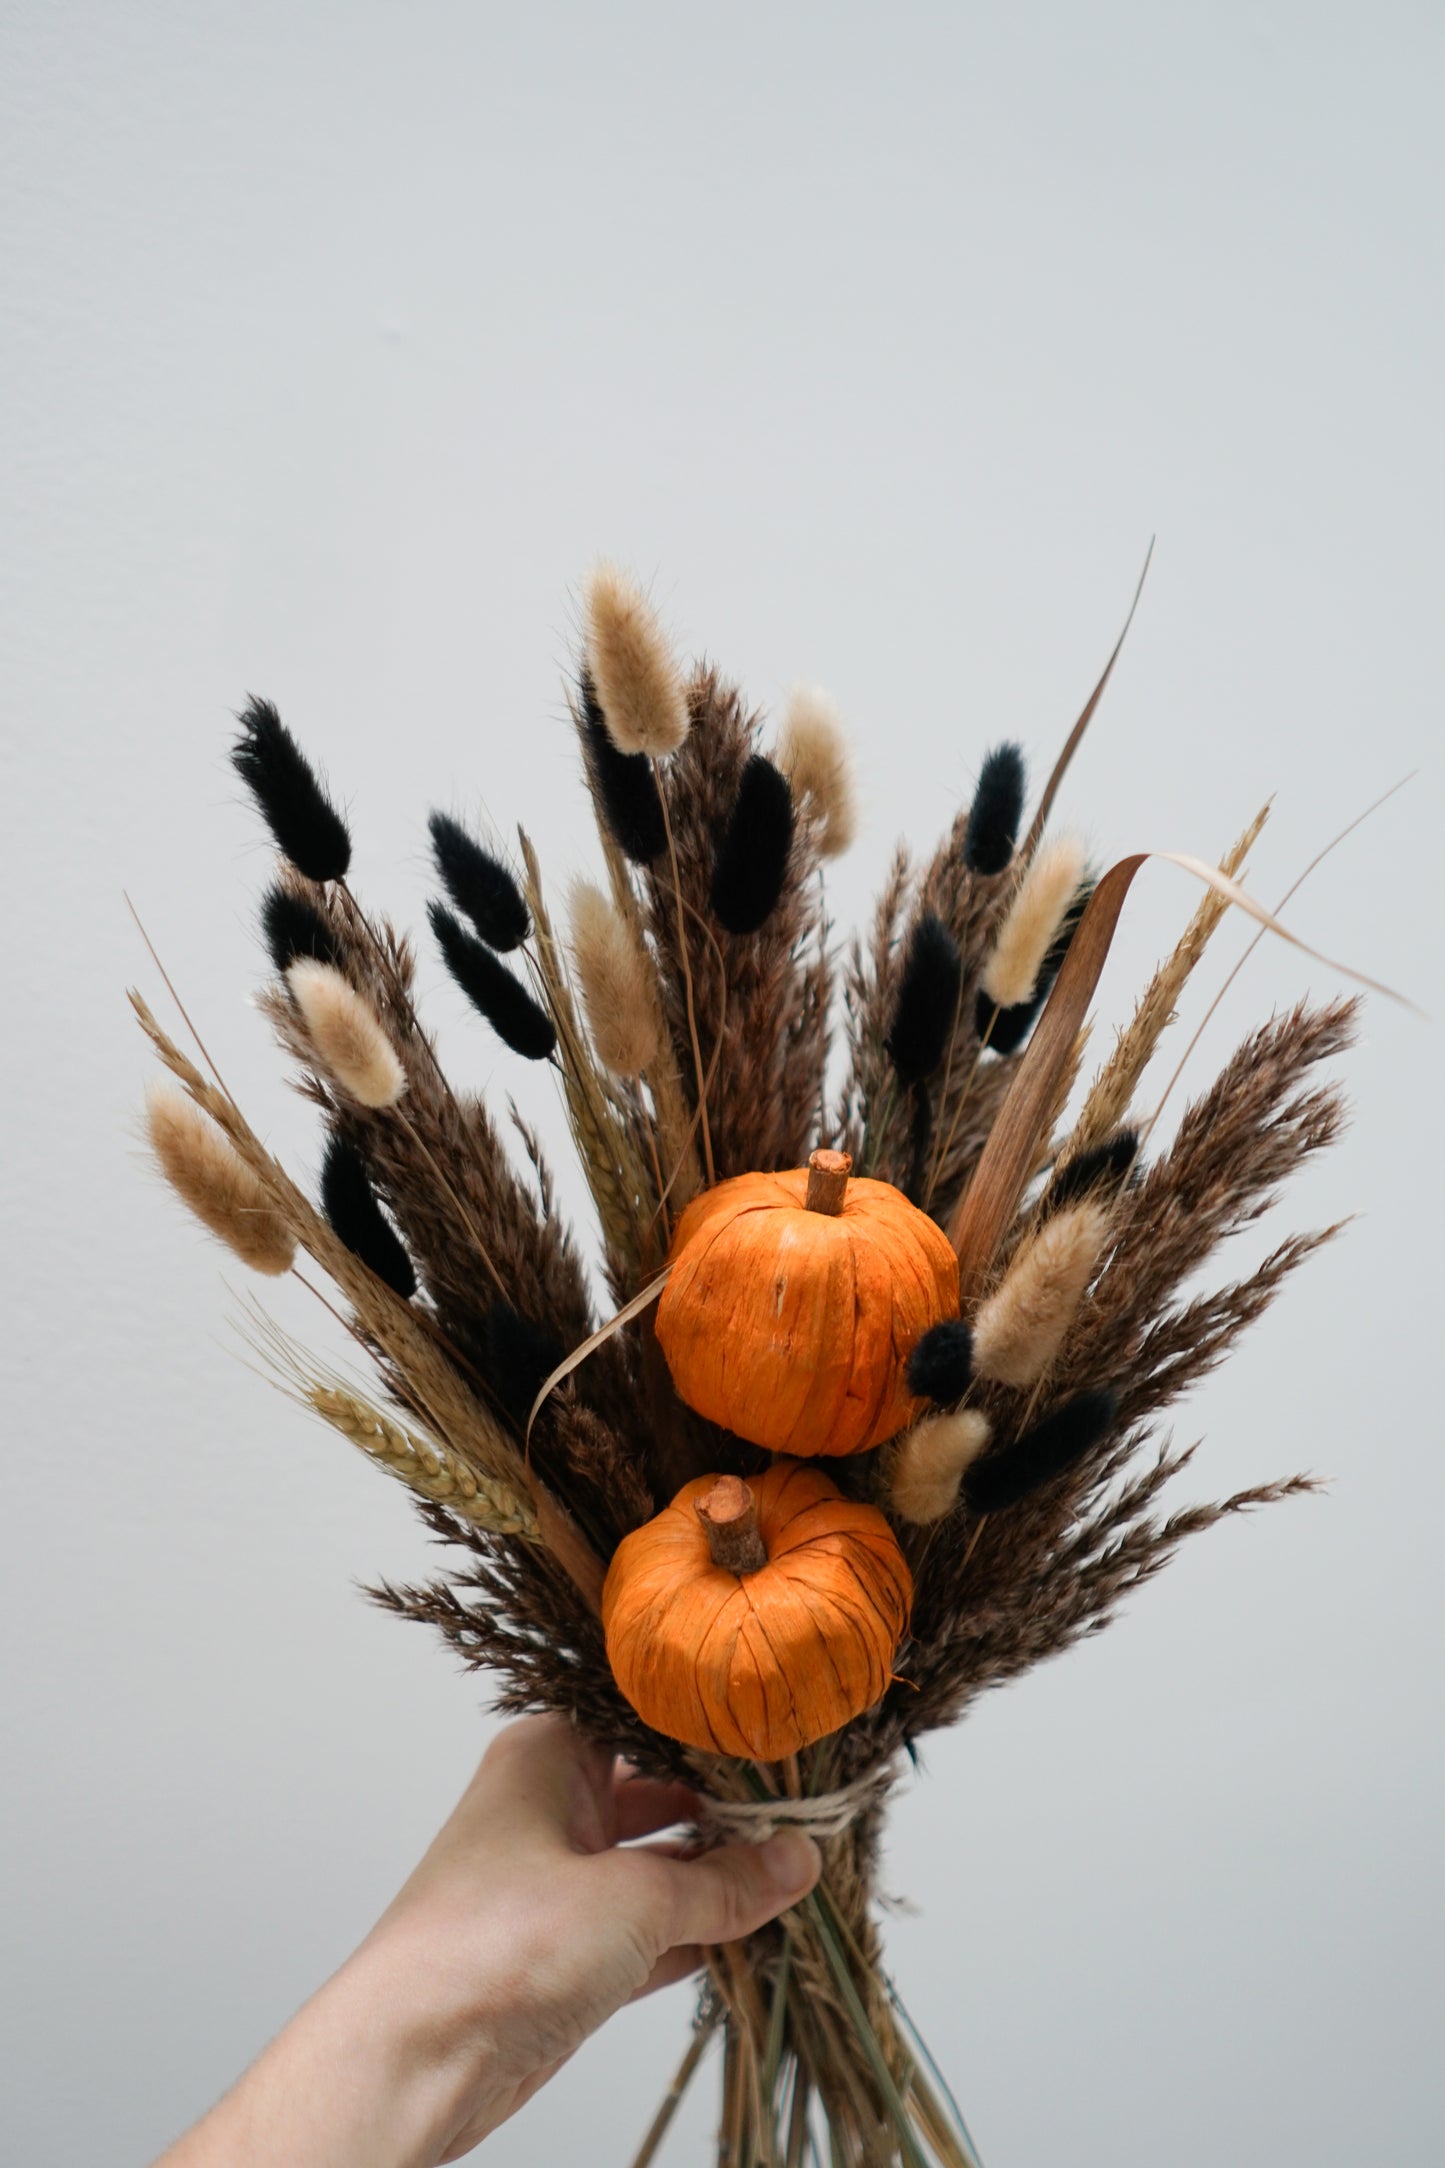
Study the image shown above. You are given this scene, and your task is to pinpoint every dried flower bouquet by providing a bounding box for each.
[132,562,1387,2166]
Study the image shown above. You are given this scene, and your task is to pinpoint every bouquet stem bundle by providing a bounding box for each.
[130,566,1393,2164]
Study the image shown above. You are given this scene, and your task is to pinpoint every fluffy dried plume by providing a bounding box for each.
[973,1197,1113,1387]
[320,1134,416,1299]
[709,754,796,936]
[906,1320,975,1406]
[963,1389,1118,1514]
[428,814,530,952]
[429,904,557,1062]
[568,879,661,1078]
[890,1410,993,1524]
[964,744,1027,875]
[776,685,857,857]
[287,959,407,1107]
[576,672,667,863]
[231,696,351,883]
[886,913,963,1085]
[260,884,340,976]
[144,1079,295,1275]
[584,564,689,757]
[982,835,1089,1010]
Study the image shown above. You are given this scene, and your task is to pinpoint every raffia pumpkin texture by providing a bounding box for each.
[654,1150,960,1456]
[602,1461,913,1759]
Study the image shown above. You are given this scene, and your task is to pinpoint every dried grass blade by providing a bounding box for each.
[948,849,1408,1301]
[1022,539,1153,856]
[525,1268,673,1447]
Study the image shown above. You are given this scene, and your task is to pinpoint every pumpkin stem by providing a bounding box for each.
[696,1476,768,1575]
[805,1147,852,1216]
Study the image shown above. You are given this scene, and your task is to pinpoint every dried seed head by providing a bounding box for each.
[577,670,667,863]
[569,879,661,1078]
[906,1319,975,1405]
[260,884,340,976]
[584,563,689,757]
[286,959,407,1108]
[963,1390,1118,1513]
[709,755,795,936]
[890,1410,993,1524]
[972,1197,1112,1387]
[144,1079,295,1275]
[886,913,963,1084]
[320,1134,416,1299]
[964,743,1027,875]
[428,903,557,1061]
[777,685,857,858]
[427,814,530,952]
[231,696,352,882]
[982,836,1089,1011]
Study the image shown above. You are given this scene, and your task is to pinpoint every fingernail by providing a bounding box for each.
[759,1830,820,1895]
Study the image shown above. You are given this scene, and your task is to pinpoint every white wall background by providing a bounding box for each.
[3,4,1442,2163]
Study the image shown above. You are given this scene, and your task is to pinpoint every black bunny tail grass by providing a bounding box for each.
[963,1389,1118,1513]
[260,884,341,976]
[976,880,1093,1053]
[428,904,557,1060]
[485,1302,566,1429]
[907,1319,975,1405]
[320,1135,417,1300]
[886,913,963,1084]
[963,743,1027,875]
[427,815,530,953]
[709,755,796,936]
[231,697,352,883]
[577,671,667,864]
[1049,1129,1141,1210]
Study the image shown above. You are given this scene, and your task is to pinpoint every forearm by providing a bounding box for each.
[158,1938,474,2168]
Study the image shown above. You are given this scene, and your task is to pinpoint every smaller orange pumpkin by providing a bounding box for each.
[602,1460,912,1759]
[654,1149,960,1457]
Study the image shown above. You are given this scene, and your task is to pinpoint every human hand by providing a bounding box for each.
[157,1715,821,2166]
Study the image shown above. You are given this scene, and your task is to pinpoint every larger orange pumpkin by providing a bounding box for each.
[654,1150,960,1456]
[602,1461,912,1759]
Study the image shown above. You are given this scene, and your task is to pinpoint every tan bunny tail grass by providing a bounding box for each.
[287,958,407,1108]
[889,1410,993,1525]
[777,685,858,858]
[144,1079,296,1275]
[972,1197,1113,1387]
[569,878,662,1079]
[584,562,689,757]
[981,835,1090,1010]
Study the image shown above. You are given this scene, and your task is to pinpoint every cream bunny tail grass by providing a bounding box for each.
[982,834,1089,1010]
[776,684,857,857]
[144,1079,295,1275]
[890,1409,993,1524]
[286,958,406,1108]
[972,1197,1113,1387]
[584,563,689,757]
[568,878,662,1079]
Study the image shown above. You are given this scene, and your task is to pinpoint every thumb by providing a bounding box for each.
[659,1831,821,1951]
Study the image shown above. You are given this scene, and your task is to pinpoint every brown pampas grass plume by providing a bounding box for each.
[584,563,689,757]
[568,879,661,1078]
[287,959,406,1109]
[973,1197,1112,1386]
[890,1409,992,1523]
[981,833,1088,1009]
[777,684,857,857]
[144,1080,295,1275]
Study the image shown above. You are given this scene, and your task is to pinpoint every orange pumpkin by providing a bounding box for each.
[654,1150,960,1456]
[602,1461,912,1759]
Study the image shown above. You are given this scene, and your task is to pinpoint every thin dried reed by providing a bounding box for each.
[1060,802,1269,1167]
